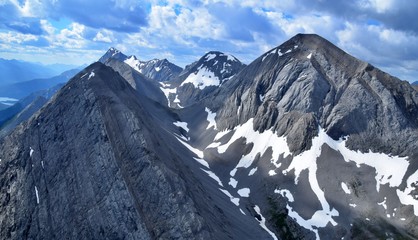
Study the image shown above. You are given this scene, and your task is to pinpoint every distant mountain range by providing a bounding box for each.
[0,34,417,240]
[0,58,78,86]
[0,68,80,99]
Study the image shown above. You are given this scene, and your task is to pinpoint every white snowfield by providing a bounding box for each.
[205,107,217,130]
[181,66,220,90]
[341,182,351,194]
[159,82,177,107]
[173,121,189,132]
[124,56,145,73]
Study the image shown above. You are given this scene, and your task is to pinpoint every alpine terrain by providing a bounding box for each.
[0,33,417,240]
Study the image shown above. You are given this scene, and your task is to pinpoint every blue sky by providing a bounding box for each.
[0,0,417,82]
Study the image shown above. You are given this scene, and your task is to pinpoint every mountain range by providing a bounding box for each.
[0,58,78,86]
[0,33,417,239]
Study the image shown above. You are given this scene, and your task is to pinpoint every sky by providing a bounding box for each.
[0,0,417,82]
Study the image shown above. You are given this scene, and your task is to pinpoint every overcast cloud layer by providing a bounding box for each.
[0,0,417,82]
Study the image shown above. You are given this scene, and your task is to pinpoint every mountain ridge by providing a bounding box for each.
[0,33,418,240]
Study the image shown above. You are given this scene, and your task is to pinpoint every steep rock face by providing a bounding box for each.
[0,62,274,239]
[213,34,418,156]
[161,51,245,108]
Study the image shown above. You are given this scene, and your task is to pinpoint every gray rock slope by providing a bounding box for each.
[173,34,418,239]
[211,33,418,156]
[0,62,273,239]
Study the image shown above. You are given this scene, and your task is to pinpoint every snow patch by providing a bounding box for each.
[159,83,177,107]
[173,121,189,132]
[229,178,238,188]
[268,170,277,176]
[173,95,180,103]
[226,54,237,62]
[349,203,357,208]
[378,197,388,210]
[88,71,95,80]
[275,189,295,202]
[341,182,351,194]
[397,169,418,215]
[220,189,240,206]
[202,169,223,186]
[35,186,39,204]
[214,129,231,141]
[253,205,278,240]
[124,56,142,73]
[205,53,217,61]
[214,118,290,176]
[181,67,220,89]
[283,127,340,236]
[193,157,209,168]
[240,208,246,215]
[30,147,34,157]
[307,53,313,59]
[248,167,258,176]
[237,188,250,197]
[175,136,203,159]
[262,51,274,62]
[205,107,217,130]
[284,127,409,192]
[206,142,222,149]
[155,66,161,72]
[259,94,265,102]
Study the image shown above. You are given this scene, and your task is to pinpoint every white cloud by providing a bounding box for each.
[55,22,86,48]
[337,22,418,81]
[358,0,395,13]
[93,30,114,43]
[146,4,224,45]
[0,31,37,43]
[40,19,55,35]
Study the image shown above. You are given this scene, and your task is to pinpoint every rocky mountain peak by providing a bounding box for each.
[98,47,128,63]
[212,33,418,157]
[178,51,245,89]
